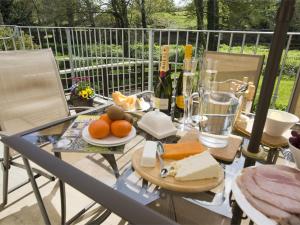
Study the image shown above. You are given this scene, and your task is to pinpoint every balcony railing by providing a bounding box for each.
[1,25,300,109]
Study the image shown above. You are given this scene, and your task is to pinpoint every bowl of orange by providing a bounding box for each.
[82,106,136,147]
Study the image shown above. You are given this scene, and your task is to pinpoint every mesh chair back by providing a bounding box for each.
[210,79,245,94]
[0,49,69,134]
[202,51,265,88]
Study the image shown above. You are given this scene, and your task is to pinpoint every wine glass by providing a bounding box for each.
[189,57,218,126]
[180,58,198,130]
[202,58,218,91]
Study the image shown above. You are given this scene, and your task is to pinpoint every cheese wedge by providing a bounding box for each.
[136,97,145,110]
[171,151,221,181]
[140,141,157,167]
[162,141,205,160]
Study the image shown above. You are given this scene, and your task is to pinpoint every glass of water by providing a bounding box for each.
[198,82,239,148]
[200,58,218,91]
[190,58,218,126]
[181,58,198,130]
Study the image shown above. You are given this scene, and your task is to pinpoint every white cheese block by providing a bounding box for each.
[172,151,221,181]
[140,141,157,167]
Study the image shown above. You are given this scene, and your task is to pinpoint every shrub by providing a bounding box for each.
[0,27,38,50]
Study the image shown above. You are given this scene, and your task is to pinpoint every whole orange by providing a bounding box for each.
[111,120,132,138]
[88,120,110,139]
[99,113,112,126]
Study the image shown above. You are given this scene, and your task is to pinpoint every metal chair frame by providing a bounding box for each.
[0,49,95,224]
[288,67,300,119]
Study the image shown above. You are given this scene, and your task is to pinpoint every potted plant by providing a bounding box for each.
[69,78,95,107]
[289,130,300,168]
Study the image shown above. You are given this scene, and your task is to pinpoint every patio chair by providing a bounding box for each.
[202,51,265,89]
[0,49,86,221]
[288,70,300,119]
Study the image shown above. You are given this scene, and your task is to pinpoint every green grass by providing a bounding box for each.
[275,79,295,108]
[254,76,295,110]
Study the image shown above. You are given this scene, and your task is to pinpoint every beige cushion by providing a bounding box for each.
[202,51,265,88]
[0,49,69,134]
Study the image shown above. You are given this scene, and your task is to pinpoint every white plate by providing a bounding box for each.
[125,101,151,112]
[82,126,136,147]
[231,173,277,225]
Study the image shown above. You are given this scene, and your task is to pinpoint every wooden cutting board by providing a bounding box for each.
[131,148,224,193]
[234,117,288,148]
[178,129,242,163]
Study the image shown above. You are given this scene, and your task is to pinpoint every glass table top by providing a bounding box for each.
[15,101,294,224]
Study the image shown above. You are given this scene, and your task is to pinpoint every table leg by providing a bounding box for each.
[168,194,177,222]
[0,144,9,209]
[65,201,96,225]
[54,152,66,225]
[85,209,111,225]
[142,179,148,190]
[159,191,177,222]
[266,148,279,164]
[65,153,118,225]
[101,154,119,178]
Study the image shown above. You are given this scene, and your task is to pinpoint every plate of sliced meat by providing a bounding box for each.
[232,165,300,225]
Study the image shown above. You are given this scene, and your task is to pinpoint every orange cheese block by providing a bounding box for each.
[162,141,205,160]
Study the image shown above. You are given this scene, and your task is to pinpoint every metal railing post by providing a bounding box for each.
[14,26,25,50]
[271,34,292,108]
[148,29,154,91]
[287,65,300,111]
[66,28,75,85]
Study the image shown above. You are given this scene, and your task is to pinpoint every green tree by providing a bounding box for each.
[207,0,218,50]
[79,0,101,27]
[0,0,35,25]
[0,0,14,24]
[36,0,76,26]
[194,0,204,30]
[290,0,300,31]
[129,0,175,27]
[220,0,278,30]
[109,0,130,27]
[32,0,100,27]
[136,0,147,28]
[0,12,3,24]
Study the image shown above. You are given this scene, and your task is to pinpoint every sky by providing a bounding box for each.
[174,0,189,7]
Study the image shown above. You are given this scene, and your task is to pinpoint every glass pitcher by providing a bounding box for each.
[190,79,245,148]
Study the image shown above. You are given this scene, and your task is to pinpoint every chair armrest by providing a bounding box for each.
[135,90,153,97]
[0,131,10,138]
[69,106,94,110]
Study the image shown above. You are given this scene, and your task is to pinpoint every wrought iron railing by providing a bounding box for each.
[1,25,299,108]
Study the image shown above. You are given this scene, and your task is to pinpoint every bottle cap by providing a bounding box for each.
[184,44,193,60]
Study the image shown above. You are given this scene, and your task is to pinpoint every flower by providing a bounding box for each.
[71,80,95,100]
[80,90,88,99]
[86,87,94,97]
